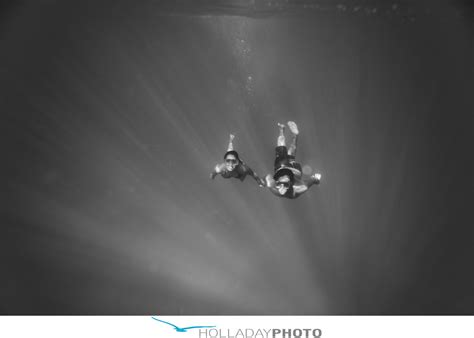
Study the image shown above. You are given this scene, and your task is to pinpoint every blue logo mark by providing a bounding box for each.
[151,317,216,332]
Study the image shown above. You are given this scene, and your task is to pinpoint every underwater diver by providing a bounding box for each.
[265,121,321,199]
[210,134,265,187]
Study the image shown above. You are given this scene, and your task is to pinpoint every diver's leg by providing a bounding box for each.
[227,134,235,151]
[277,123,286,147]
[287,121,299,156]
[288,134,298,156]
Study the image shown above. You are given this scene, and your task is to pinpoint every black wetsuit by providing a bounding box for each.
[220,163,253,181]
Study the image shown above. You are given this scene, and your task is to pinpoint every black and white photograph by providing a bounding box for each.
[2,0,474,315]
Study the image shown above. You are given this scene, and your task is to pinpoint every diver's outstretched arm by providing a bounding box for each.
[210,163,225,179]
[293,173,321,197]
[265,174,281,196]
[243,165,265,187]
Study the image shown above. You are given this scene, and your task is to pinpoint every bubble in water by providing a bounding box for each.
[303,165,312,175]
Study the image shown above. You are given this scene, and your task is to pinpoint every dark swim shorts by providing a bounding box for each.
[274,146,302,173]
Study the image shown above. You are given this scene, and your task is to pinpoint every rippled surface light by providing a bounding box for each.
[2,1,473,314]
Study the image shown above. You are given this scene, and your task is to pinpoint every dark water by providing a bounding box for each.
[2,1,473,314]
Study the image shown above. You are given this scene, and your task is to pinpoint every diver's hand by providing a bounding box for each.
[265,174,273,187]
[210,164,222,180]
[312,173,321,184]
[258,178,265,187]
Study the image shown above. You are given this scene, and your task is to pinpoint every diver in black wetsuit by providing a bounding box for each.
[210,134,265,187]
[265,121,321,199]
